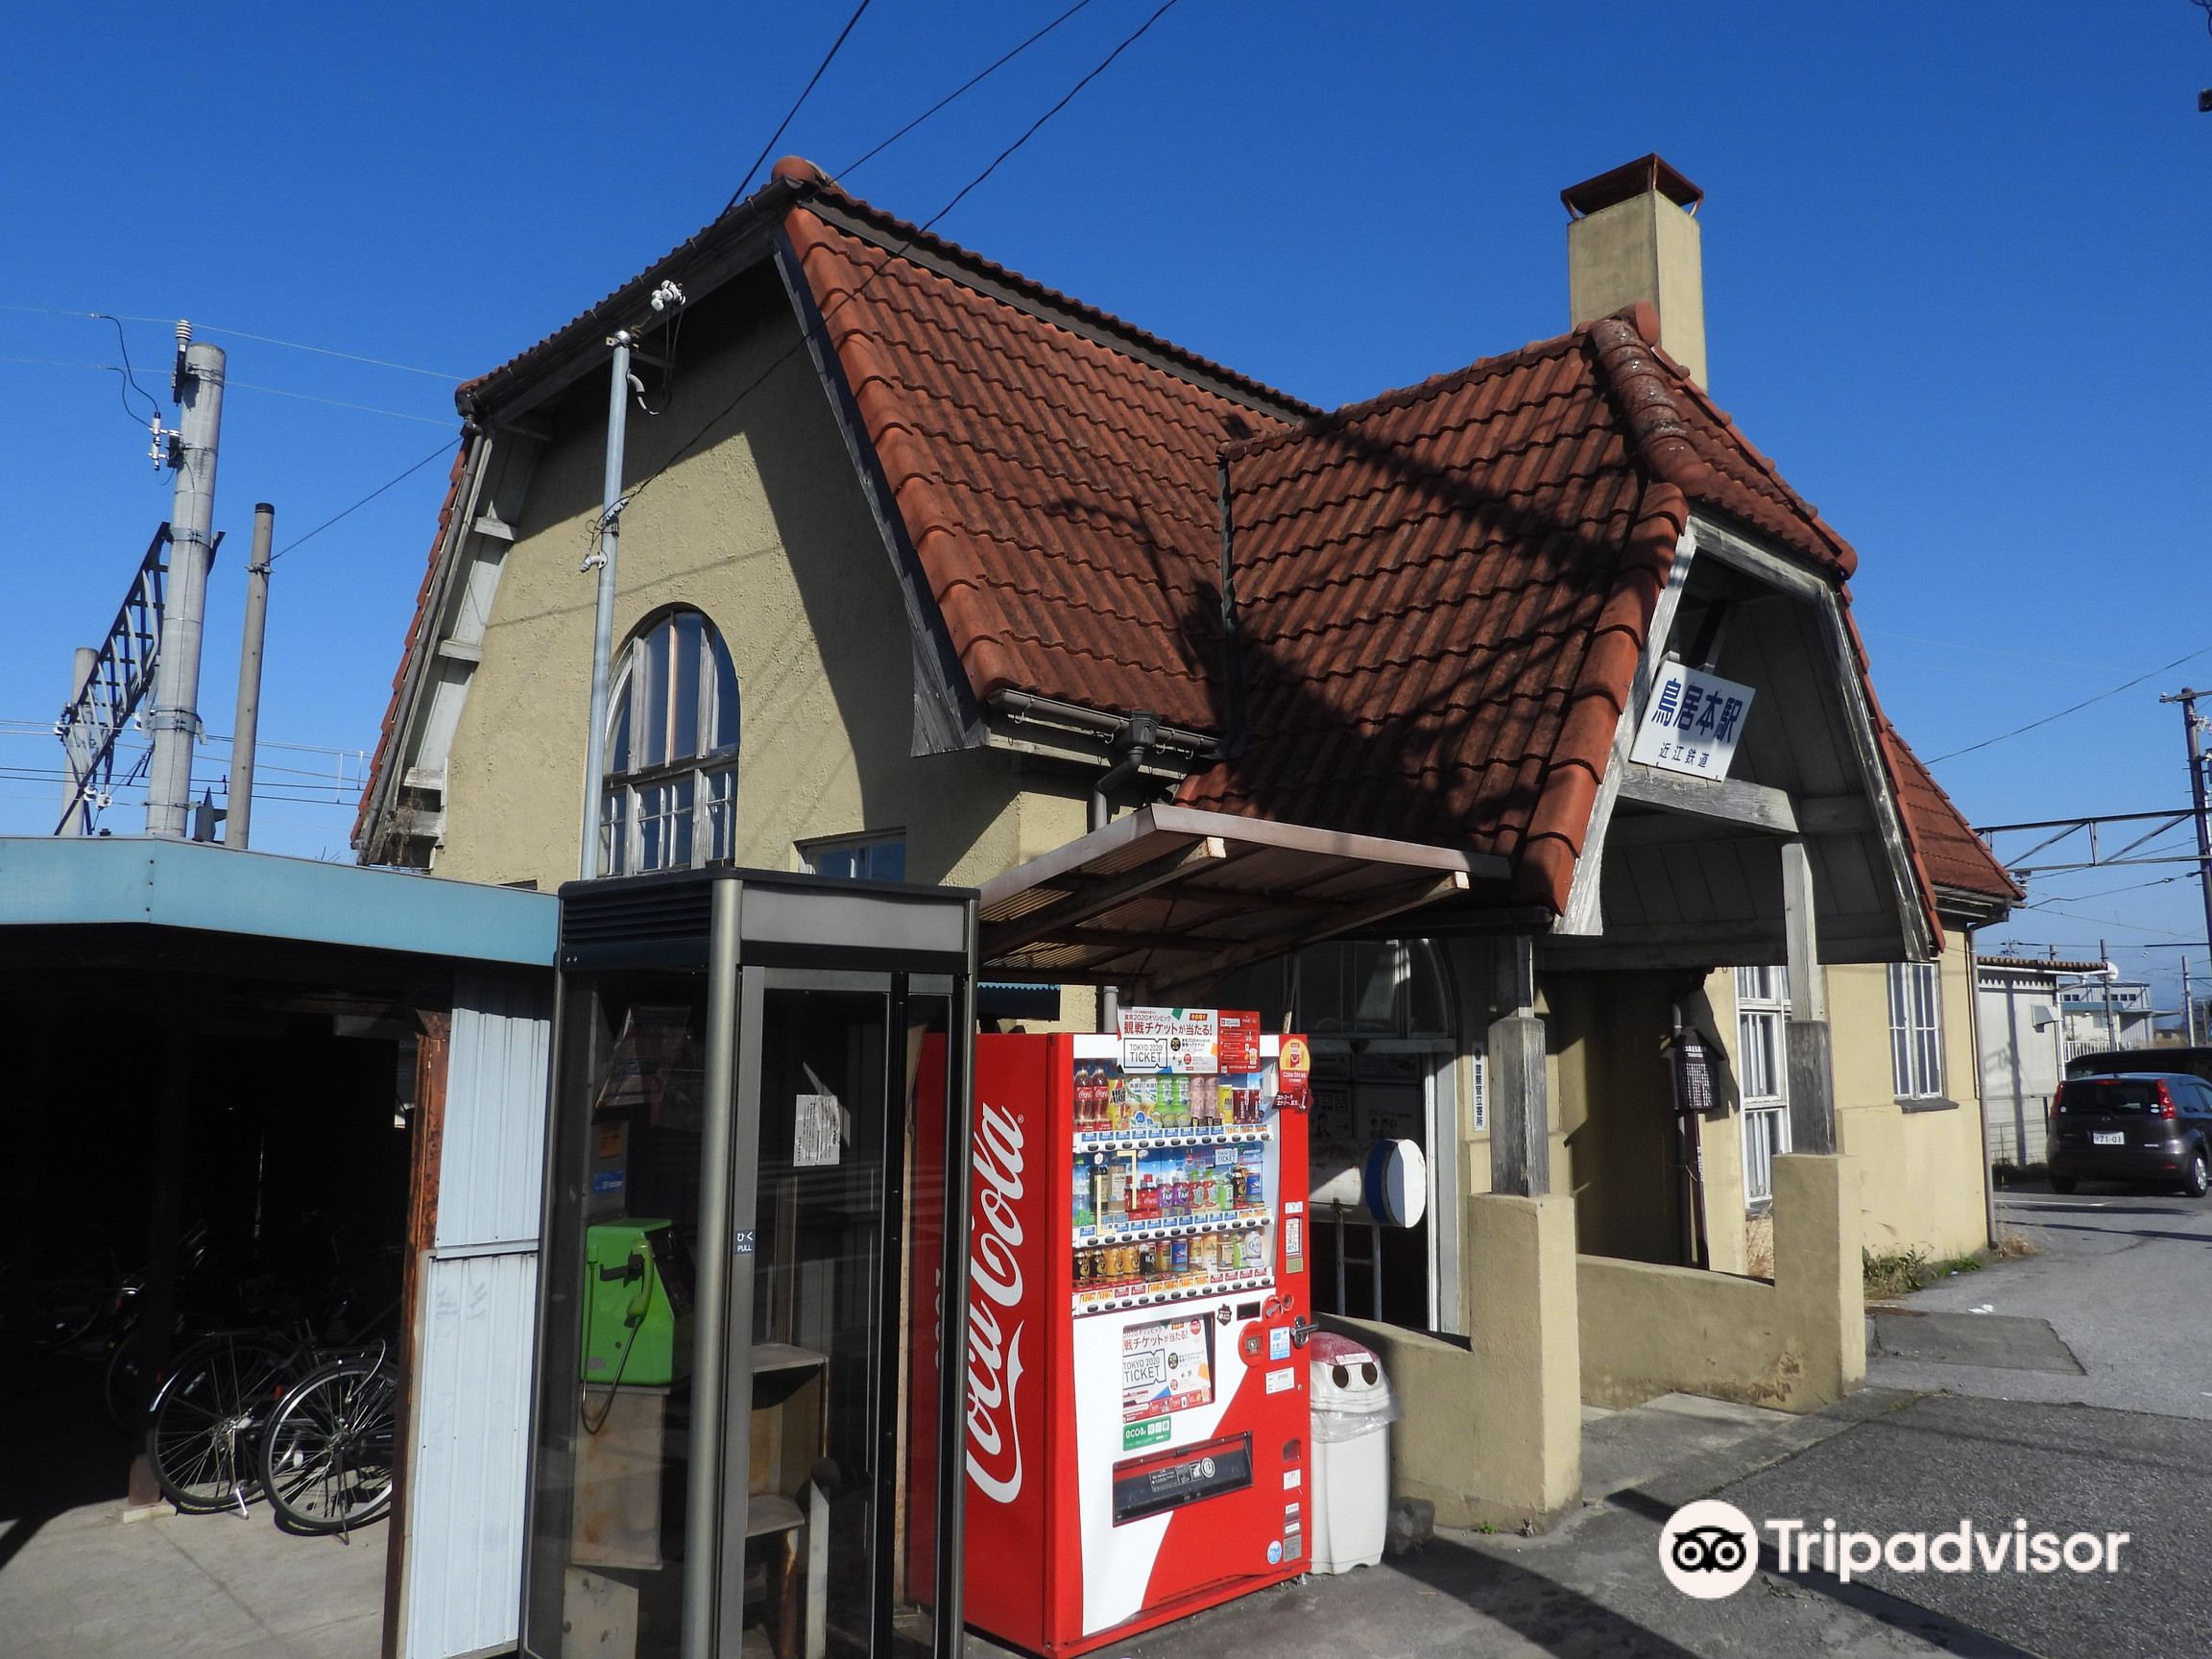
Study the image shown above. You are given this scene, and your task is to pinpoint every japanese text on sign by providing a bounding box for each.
[1118,1006,1221,1074]
[1628,663,1755,780]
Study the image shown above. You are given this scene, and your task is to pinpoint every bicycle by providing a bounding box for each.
[256,1341,401,1535]
[142,1328,297,1515]
[142,1286,399,1516]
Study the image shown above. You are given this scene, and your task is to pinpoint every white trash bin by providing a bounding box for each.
[1306,1332,1401,1573]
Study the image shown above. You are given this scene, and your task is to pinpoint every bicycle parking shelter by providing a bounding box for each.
[526,865,978,1659]
[0,835,558,1659]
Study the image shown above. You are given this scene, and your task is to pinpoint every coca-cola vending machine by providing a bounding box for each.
[956,1010,1314,1657]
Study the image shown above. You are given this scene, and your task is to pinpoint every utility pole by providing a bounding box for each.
[2100,939,2119,1052]
[2184,957,2197,1046]
[578,330,635,880]
[144,325,226,838]
[2159,689,2212,1021]
[226,503,274,851]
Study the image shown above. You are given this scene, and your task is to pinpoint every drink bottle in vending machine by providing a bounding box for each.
[956,1013,1313,1657]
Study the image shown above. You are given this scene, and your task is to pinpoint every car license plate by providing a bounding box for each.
[2092,1131,2125,1145]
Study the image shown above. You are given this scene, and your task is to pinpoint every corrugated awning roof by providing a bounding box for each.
[978,805,1507,987]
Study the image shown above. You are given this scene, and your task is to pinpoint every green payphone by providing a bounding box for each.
[581,1219,695,1388]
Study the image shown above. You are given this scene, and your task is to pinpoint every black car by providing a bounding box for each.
[2047,1071,2212,1197]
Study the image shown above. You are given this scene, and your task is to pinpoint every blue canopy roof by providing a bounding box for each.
[0,837,556,967]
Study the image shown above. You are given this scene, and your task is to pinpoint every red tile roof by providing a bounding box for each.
[778,164,1312,730]
[1879,714,2021,902]
[1176,323,1691,909]
[352,445,469,856]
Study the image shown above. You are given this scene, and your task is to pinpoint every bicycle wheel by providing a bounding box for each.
[145,1331,292,1513]
[257,1356,399,1534]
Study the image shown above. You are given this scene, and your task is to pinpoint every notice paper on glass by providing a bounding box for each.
[794,1093,843,1166]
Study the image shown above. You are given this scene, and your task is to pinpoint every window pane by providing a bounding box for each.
[862,839,906,881]
[639,781,677,872]
[709,634,739,757]
[600,789,628,877]
[1406,941,1449,1035]
[609,677,632,775]
[811,845,860,879]
[672,612,701,760]
[641,620,671,769]
[669,774,695,869]
[705,765,736,862]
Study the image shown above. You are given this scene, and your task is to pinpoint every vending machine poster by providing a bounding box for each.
[1118,1006,1220,1074]
[1277,1033,1313,1110]
[1120,1314,1214,1423]
[1216,1010,1263,1073]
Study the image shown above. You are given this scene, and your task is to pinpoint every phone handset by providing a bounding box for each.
[623,1239,658,1327]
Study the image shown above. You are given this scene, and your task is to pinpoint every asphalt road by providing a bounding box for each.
[1869,1180,2212,1420]
[1723,1392,2212,1659]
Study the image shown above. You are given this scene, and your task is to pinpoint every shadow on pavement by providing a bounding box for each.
[1389,1532,1704,1657]
[0,1350,134,1577]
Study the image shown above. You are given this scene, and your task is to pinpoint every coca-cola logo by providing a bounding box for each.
[966,1098,1028,1503]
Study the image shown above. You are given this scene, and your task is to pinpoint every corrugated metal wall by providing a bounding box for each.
[405,966,552,1659]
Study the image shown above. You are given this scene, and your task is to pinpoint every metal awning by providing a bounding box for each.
[0,835,557,968]
[979,805,1510,987]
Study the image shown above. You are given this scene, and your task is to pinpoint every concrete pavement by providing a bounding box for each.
[1867,1181,2212,1419]
[0,1349,385,1659]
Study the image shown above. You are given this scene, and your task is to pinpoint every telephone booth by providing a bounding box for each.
[521,867,977,1659]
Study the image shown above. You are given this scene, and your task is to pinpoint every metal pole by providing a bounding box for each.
[2184,958,2197,1047]
[60,646,97,834]
[579,336,635,880]
[684,879,742,1659]
[2101,940,2118,1052]
[145,331,225,837]
[226,504,274,850]
[2168,689,2212,1023]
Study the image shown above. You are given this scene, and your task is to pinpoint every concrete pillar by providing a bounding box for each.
[1459,1192,1582,1525]
[1771,1154,1864,1401]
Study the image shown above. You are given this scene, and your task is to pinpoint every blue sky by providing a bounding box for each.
[4,3,2208,995]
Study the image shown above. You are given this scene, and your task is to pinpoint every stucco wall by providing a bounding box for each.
[434,264,1074,897]
[1579,1154,1864,1412]
[1545,971,1689,1262]
[1828,944,1989,1260]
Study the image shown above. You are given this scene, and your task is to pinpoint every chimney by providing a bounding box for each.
[1563,155,1708,389]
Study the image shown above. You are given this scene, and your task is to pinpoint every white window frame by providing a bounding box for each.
[599,611,739,878]
[798,831,907,882]
[1887,960,1946,1100]
[1735,966,1790,1207]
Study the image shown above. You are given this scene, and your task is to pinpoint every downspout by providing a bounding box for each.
[1091,711,1161,1030]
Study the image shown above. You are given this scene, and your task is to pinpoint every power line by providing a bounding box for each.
[270,437,459,564]
[726,0,877,212]
[1928,643,2212,764]
[839,0,1101,179]
[0,304,461,380]
[611,0,1189,549]
[226,379,448,427]
[93,313,162,424]
[3,352,447,427]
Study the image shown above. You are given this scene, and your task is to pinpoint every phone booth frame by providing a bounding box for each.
[522,866,976,1659]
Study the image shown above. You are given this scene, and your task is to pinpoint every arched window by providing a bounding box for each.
[600,609,739,876]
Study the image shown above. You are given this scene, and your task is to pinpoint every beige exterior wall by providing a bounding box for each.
[431,267,1084,901]
[1579,1154,1864,1412]
[1829,942,1989,1260]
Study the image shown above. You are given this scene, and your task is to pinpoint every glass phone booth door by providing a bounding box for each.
[526,871,974,1659]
